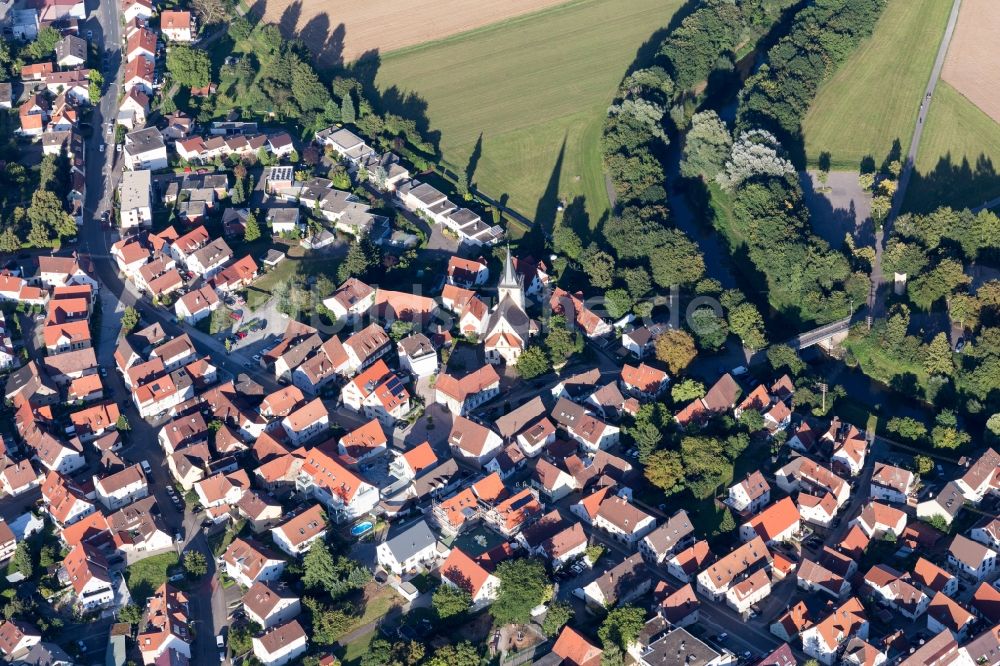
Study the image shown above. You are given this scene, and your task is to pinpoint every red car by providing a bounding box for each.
[237,331,247,339]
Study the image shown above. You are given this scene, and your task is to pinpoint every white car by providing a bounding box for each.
[99,144,105,153]
[216,635,225,649]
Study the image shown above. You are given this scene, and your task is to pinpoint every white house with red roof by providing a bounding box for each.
[434,364,500,415]
[294,448,379,523]
[340,359,411,426]
[739,497,800,545]
[446,256,489,288]
[448,415,503,468]
[337,419,387,464]
[160,9,194,41]
[853,501,907,539]
[440,547,499,609]
[223,538,286,588]
[280,398,328,446]
[619,363,669,400]
[271,504,327,556]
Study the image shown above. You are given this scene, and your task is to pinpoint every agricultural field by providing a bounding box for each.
[905,81,1000,213]
[801,0,952,169]
[941,0,1000,126]
[375,0,684,227]
[255,0,573,65]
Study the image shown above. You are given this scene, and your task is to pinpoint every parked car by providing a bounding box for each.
[140,460,152,474]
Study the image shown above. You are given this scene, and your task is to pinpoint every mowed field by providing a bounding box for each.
[905,81,1000,212]
[941,0,1000,125]
[375,0,684,227]
[801,0,952,169]
[256,0,573,64]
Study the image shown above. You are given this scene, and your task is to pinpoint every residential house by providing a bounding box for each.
[949,534,998,582]
[863,564,930,620]
[340,360,411,426]
[956,448,1000,503]
[175,285,219,323]
[375,519,440,575]
[448,416,503,468]
[871,463,916,504]
[55,35,87,68]
[739,497,800,545]
[696,536,770,602]
[912,557,959,598]
[123,127,166,170]
[440,547,500,609]
[137,584,191,664]
[639,510,694,565]
[727,471,772,515]
[244,581,300,631]
[236,490,284,533]
[926,591,975,640]
[252,619,307,666]
[435,364,500,415]
[338,419,387,464]
[726,567,771,615]
[581,553,651,608]
[0,620,41,660]
[593,495,655,547]
[854,501,907,539]
[397,334,437,378]
[281,398,328,446]
[123,56,155,96]
[62,543,114,610]
[798,557,851,600]
[321,277,375,323]
[800,597,869,666]
[446,256,489,288]
[186,238,233,278]
[621,323,669,359]
[160,10,194,41]
[293,448,379,523]
[94,463,147,510]
[0,460,43,496]
[917,480,966,526]
[222,538,285,588]
[619,363,669,400]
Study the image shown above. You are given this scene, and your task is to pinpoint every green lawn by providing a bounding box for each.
[125,552,179,603]
[802,0,952,169]
[375,0,684,227]
[336,631,375,666]
[905,81,1000,212]
[196,305,233,336]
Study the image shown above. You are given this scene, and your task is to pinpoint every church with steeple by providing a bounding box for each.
[484,247,537,365]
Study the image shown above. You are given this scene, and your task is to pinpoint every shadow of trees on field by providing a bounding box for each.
[905,153,1000,214]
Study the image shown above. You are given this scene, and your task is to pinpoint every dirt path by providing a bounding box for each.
[255,0,576,64]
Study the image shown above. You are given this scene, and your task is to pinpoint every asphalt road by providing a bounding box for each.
[75,1,253,661]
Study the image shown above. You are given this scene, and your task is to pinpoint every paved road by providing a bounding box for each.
[77,0,255,659]
[872,0,963,317]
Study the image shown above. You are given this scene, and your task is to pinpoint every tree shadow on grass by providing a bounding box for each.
[905,152,1000,214]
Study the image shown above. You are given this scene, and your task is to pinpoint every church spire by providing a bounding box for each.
[500,244,520,288]
[497,245,525,310]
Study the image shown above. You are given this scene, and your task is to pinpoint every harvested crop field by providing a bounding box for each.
[254,0,575,65]
[941,0,1000,125]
